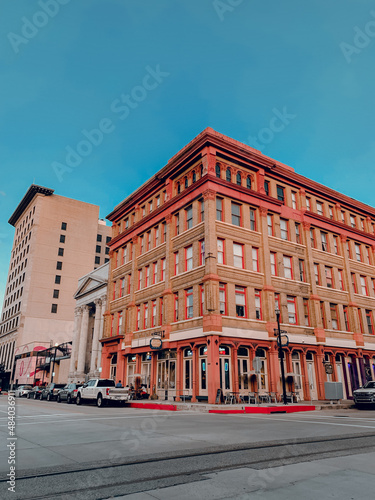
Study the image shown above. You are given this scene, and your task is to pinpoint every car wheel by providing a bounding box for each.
[76,394,82,405]
[47,394,51,401]
[34,393,37,399]
[39,394,43,400]
[67,395,71,404]
[57,395,61,403]
[27,393,30,399]
[97,394,104,407]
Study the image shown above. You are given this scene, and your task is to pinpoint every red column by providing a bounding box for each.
[192,346,198,402]
[176,347,183,402]
[207,335,220,404]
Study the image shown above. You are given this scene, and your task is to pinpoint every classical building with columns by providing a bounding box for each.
[101,128,375,404]
[69,262,108,382]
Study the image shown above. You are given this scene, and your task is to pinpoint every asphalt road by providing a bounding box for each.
[1,397,375,499]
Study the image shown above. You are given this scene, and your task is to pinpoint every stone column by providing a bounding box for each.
[89,299,102,375]
[69,307,82,378]
[97,296,106,371]
[76,305,90,376]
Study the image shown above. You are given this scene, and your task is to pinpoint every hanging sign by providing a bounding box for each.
[150,337,162,350]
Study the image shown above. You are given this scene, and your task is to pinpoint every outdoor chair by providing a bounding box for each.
[248,392,258,404]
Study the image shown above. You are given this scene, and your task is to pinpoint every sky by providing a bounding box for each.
[1,0,375,308]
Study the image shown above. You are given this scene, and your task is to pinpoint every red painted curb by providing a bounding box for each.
[245,405,315,414]
[209,409,245,414]
[129,402,177,411]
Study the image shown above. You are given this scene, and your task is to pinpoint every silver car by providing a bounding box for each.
[15,385,33,397]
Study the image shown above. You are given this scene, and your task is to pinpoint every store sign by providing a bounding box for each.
[324,363,333,375]
[150,337,162,350]
[277,334,289,347]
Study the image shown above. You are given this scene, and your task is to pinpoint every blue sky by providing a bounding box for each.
[1,0,375,307]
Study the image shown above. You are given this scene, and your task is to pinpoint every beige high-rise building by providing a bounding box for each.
[0,185,111,388]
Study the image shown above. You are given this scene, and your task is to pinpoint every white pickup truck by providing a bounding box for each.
[76,379,130,407]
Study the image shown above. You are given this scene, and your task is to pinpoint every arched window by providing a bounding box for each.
[184,177,188,189]
[192,171,196,183]
[215,164,221,178]
[184,348,193,357]
[246,176,252,189]
[236,172,241,186]
[199,345,207,355]
[238,346,249,357]
[226,168,231,182]
[219,345,230,355]
[255,348,266,358]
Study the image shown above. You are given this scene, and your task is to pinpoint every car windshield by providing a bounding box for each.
[364,381,375,389]
[97,379,115,387]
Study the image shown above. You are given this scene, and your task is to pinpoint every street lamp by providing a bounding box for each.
[50,343,59,384]
[275,309,288,405]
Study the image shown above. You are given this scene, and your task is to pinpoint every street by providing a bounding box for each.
[1,398,375,499]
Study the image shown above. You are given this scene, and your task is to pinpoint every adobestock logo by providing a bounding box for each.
[246,107,296,151]
[340,11,375,63]
[52,65,170,182]
[7,0,71,54]
[213,0,244,21]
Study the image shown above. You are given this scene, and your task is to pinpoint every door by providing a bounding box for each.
[199,345,208,397]
[306,352,318,400]
[219,345,231,392]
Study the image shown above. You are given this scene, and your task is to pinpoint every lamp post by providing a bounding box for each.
[50,343,59,384]
[275,309,288,405]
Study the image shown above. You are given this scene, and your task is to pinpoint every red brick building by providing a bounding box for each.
[101,128,375,403]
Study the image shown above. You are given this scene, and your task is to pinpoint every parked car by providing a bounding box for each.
[15,385,33,398]
[353,381,375,407]
[56,383,83,404]
[76,379,130,407]
[27,386,44,399]
[40,383,65,401]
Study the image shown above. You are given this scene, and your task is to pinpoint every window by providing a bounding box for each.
[138,269,143,290]
[113,281,117,300]
[174,293,179,321]
[226,168,231,182]
[186,205,193,229]
[358,308,364,333]
[346,241,351,259]
[106,236,111,244]
[329,206,334,219]
[303,299,310,326]
[325,267,333,288]
[192,171,196,183]
[217,239,224,264]
[338,270,344,290]
[55,275,61,284]
[280,219,288,240]
[200,199,205,222]
[361,218,365,231]
[215,164,221,178]
[299,260,305,282]
[283,256,293,279]
[105,247,109,255]
[184,176,188,189]
[123,245,128,264]
[366,310,374,334]
[186,288,193,318]
[60,235,66,244]
[330,303,339,330]
[252,247,259,272]
[185,245,193,271]
[175,213,180,235]
[200,240,205,266]
[143,304,148,329]
[145,266,150,287]
[97,234,102,242]
[321,232,328,252]
[200,284,205,316]
[291,191,297,209]
[316,201,323,215]
[360,276,368,296]
[320,302,326,329]
[267,214,274,236]
[372,279,375,296]
[236,172,241,185]
[233,243,244,268]
[246,176,251,189]
[153,262,158,284]
[333,236,339,255]
[255,289,262,319]
[155,226,159,246]
[140,235,144,254]
[351,273,357,293]
[350,215,356,228]
[219,283,227,315]
[341,211,346,224]
[306,197,311,210]
[235,286,246,317]
[355,243,361,262]
[174,252,179,275]
[216,198,223,221]
[264,180,269,196]
[231,202,241,226]
[250,208,256,231]
[287,296,297,324]
[270,252,277,276]
[161,258,166,281]
[51,304,58,313]
[366,246,371,265]
[162,222,166,243]
[56,261,62,270]
[136,306,141,330]
[58,248,64,256]
[120,278,125,297]
[61,222,67,230]
[343,306,349,331]
[295,223,301,244]
[53,289,59,299]
[310,228,316,248]
[142,206,146,217]
[152,300,157,327]
[314,263,320,285]
[95,245,101,253]
[160,297,164,325]
[147,231,151,251]
[118,312,123,335]
[277,185,285,202]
